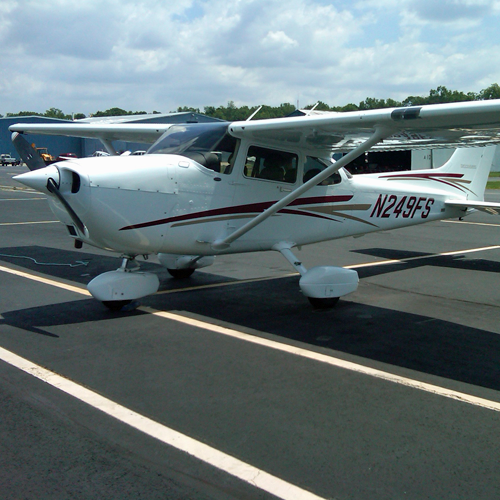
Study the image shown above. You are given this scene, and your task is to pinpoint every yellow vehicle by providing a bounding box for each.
[34,146,55,165]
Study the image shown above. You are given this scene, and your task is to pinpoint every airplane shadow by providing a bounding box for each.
[2,245,500,393]
[0,245,234,291]
[148,276,500,393]
[352,247,500,279]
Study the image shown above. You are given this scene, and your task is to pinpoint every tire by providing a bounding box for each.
[167,268,195,279]
[102,300,132,311]
[307,296,339,309]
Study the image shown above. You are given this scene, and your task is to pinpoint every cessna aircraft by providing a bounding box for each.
[9,99,500,310]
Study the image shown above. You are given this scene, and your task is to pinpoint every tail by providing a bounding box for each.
[437,145,496,201]
[11,132,46,171]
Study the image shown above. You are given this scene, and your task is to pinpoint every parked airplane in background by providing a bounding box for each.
[9,100,500,310]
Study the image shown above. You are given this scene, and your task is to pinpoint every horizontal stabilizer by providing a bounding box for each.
[446,199,500,215]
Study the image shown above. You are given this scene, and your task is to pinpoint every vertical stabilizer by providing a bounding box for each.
[436,145,496,201]
[11,132,46,171]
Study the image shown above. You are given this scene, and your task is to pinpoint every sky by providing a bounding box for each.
[1,0,500,116]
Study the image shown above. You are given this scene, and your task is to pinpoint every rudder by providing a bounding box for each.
[436,145,496,201]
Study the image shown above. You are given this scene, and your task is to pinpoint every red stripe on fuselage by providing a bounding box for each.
[119,195,353,231]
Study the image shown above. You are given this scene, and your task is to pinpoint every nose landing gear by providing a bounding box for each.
[87,256,160,311]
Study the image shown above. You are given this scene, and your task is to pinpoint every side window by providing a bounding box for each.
[244,146,297,183]
[303,157,341,185]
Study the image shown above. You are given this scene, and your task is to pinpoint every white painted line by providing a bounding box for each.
[0,346,327,500]
[141,308,500,413]
[0,221,58,226]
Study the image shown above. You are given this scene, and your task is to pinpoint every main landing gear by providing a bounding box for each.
[158,253,215,279]
[273,242,359,309]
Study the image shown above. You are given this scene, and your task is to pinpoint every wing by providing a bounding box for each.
[8,123,171,144]
[229,99,500,155]
[214,100,500,249]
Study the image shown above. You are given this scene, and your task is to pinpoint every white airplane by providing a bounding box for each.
[9,100,500,310]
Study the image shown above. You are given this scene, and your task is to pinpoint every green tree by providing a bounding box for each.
[45,107,69,119]
[177,106,200,113]
[339,103,359,112]
[6,111,43,117]
[479,83,500,100]
[93,107,129,117]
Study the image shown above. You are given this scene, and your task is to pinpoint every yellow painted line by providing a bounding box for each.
[442,220,500,228]
[0,264,91,296]
[159,244,500,295]
[155,273,297,295]
[0,221,58,226]
[346,245,500,270]
[0,345,327,500]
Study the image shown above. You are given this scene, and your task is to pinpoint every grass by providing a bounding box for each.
[487,181,500,189]
[490,171,500,177]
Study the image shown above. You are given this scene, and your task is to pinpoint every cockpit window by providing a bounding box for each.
[147,122,238,174]
[303,157,341,185]
[148,122,229,155]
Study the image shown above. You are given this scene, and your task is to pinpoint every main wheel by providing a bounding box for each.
[307,296,339,309]
[167,268,195,279]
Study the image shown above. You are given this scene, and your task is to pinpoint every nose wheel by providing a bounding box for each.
[307,296,340,309]
[102,300,133,311]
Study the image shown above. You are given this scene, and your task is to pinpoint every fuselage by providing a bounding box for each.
[16,149,463,258]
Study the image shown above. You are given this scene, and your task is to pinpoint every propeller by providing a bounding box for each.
[46,175,87,236]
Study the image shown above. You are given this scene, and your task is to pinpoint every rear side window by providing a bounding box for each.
[303,157,341,185]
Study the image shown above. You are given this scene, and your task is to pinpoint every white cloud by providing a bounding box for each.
[1,0,500,115]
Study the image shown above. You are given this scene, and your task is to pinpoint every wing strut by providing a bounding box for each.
[212,127,392,250]
[100,138,118,156]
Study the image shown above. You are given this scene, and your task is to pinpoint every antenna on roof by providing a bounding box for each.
[246,105,263,121]
[301,102,320,116]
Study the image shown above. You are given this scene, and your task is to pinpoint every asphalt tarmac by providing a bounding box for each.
[1,164,500,499]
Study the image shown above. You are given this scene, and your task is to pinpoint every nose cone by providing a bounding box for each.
[13,165,60,194]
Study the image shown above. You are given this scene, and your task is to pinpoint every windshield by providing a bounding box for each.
[147,122,230,155]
